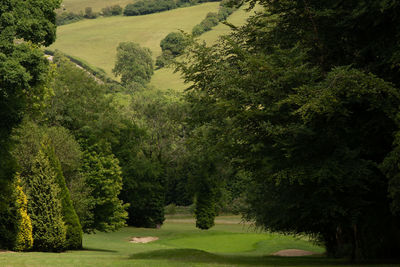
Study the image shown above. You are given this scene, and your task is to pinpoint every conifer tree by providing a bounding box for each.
[45,144,82,249]
[13,174,33,251]
[26,144,66,252]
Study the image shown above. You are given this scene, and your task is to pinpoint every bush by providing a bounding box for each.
[192,24,206,36]
[102,5,122,16]
[191,2,236,37]
[13,175,33,252]
[56,12,83,26]
[124,0,176,16]
[84,7,98,19]
[160,32,188,56]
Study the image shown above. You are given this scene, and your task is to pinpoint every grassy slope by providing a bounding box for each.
[50,3,220,77]
[150,5,261,91]
[50,3,257,91]
[60,0,134,13]
[1,217,397,266]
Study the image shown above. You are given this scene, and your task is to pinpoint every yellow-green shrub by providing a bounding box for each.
[13,175,33,251]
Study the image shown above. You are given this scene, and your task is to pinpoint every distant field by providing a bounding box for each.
[50,3,220,77]
[151,5,261,91]
[152,5,261,91]
[59,0,134,13]
[50,3,260,91]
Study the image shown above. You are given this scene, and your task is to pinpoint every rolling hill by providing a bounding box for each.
[50,2,259,90]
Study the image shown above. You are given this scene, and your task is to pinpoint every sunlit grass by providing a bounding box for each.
[1,216,397,266]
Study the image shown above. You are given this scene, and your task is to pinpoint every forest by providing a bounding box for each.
[1,0,400,264]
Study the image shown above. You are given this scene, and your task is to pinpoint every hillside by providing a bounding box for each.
[50,2,259,91]
[59,0,134,13]
[50,3,220,75]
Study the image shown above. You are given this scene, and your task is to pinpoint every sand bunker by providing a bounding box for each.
[272,249,318,256]
[0,250,14,254]
[129,236,159,243]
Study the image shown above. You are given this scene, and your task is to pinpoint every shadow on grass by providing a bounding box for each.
[82,247,118,253]
[129,248,353,266]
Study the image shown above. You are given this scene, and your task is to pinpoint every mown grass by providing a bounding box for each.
[59,0,134,13]
[1,216,398,267]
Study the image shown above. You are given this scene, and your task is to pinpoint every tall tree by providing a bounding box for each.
[80,145,128,232]
[177,0,400,259]
[0,0,60,249]
[26,143,66,252]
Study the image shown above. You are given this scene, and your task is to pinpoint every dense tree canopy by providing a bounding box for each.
[0,0,60,249]
[177,0,400,260]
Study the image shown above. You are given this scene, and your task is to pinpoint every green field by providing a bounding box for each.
[151,5,261,91]
[50,3,258,91]
[50,3,220,75]
[1,216,397,266]
[59,0,134,13]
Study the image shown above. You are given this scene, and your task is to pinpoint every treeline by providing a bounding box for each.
[57,5,123,25]
[124,0,219,16]
[192,0,235,36]
[57,0,223,26]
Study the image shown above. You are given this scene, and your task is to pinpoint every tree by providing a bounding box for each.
[26,143,66,252]
[80,145,128,232]
[46,145,82,249]
[160,32,188,56]
[176,0,400,259]
[112,42,153,86]
[0,0,60,249]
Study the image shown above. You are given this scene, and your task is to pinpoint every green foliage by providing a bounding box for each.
[102,5,123,16]
[112,42,154,86]
[123,0,176,16]
[0,0,60,250]
[156,32,188,69]
[12,121,83,249]
[120,156,165,228]
[155,50,173,69]
[13,175,33,252]
[56,12,84,26]
[194,181,217,230]
[177,0,400,259]
[46,146,82,250]
[80,145,128,232]
[191,2,235,36]
[26,143,66,252]
[160,32,188,56]
[45,54,131,233]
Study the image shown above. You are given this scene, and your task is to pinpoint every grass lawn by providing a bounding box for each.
[1,216,398,266]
